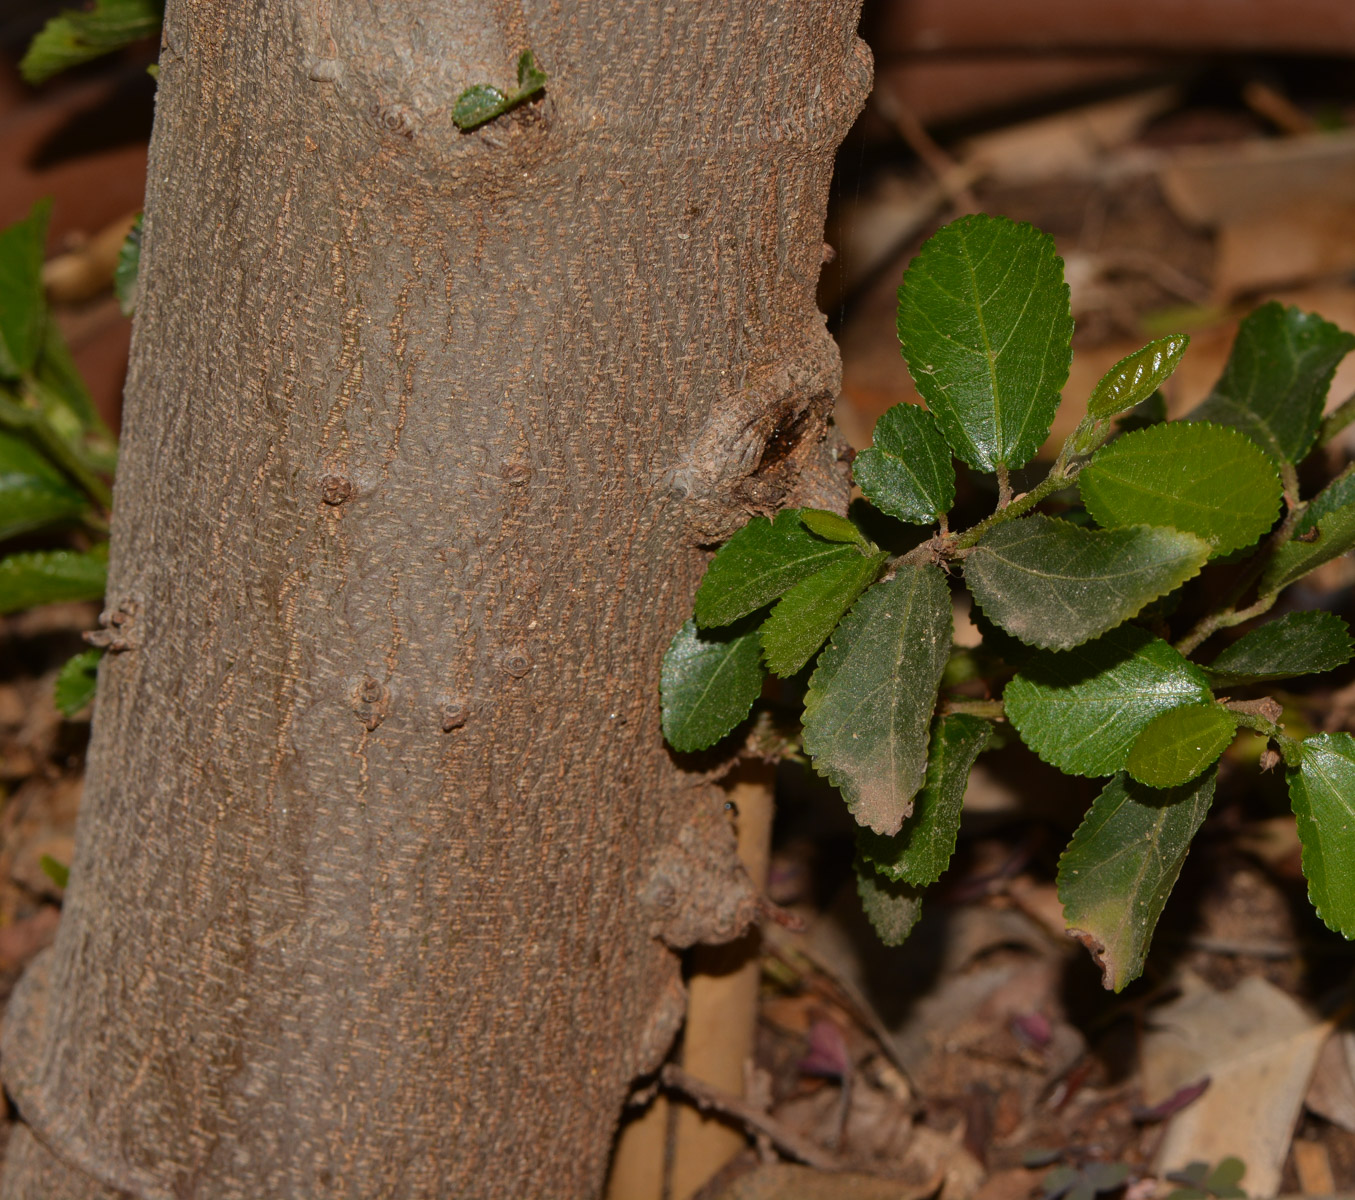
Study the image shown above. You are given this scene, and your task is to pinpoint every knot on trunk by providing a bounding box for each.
[639,812,760,950]
[667,327,848,543]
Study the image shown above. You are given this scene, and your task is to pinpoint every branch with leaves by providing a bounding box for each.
[662,213,1355,992]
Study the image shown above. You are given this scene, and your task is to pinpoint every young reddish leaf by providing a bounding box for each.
[852,402,956,524]
[1085,334,1190,420]
[802,565,951,835]
[965,514,1210,650]
[1078,422,1281,556]
[1125,704,1238,788]
[896,214,1073,472]
[1059,769,1216,991]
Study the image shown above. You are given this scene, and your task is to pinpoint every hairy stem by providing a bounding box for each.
[1176,591,1279,656]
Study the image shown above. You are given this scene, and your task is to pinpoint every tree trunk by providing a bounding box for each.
[1,3,869,1196]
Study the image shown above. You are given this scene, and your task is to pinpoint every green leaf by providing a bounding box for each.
[1005,626,1213,777]
[1058,769,1216,991]
[1126,704,1238,787]
[451,50,548,131]
[760,551,887,678]
[660,620,764,753]
[1288,732,1355,937]
[0,200,50,380]
[693,509,859,628]
[452,84,509,130]
[516,49,548,94]
[20,0,162,84]
[851,403,956,524]
[965,514,1211,650]
[855,856,923,946]
[1078,422,1281,556]
[1262,501,1355,594]
[54,647,103,717]
[896,214,1073,472]
[1187,302,1355,464]
[857,714,992,885]
[1206,611,1354,683]
[1086,334,1191,420]
[0,428,87,540]
[114,212,143,317]
[0,549,107,614]
[798,507,868,546]
[802,565,952,835]
[1297,463,1355,537]
[39,854,69,889]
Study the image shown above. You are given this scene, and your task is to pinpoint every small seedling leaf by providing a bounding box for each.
[516,49,548,94]
[1262,500,1355,594]
[20,0,162,84]
[660,620,764,752]
[1126,704,1238,788]
[896,214,1073,472]
[1086,334,1190,420]
[1059,769,1216,990]
[1288,732,1355,937]
[452,84,509,130]
[38,854,69,890]
[1206,1158,1247,1197]
[855,856,923,946]
[760,551,887,678]
[452,51,548,131]
[0,428,87,540]
[114,213,143,316]
[852,402,956,524]
[1005,625,1213,777]
[0,200,50,380]
[802,565,952,834]
[1078,421,1281,556]
[857,714,992,885]
[965,513,1210,650]
[1206,611,1354,684]
[1187,301,1355,464]
[693,509,858,628]
[54,647,103,717]
[798,507,868,546]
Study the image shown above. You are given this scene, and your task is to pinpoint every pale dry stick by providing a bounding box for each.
[605,1097,670,1200]
[669,763,776,1200]
[873,84,981,213]
[661,1064,843,1173]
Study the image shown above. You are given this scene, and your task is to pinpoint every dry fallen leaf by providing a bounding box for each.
[1143,972,1329,1197]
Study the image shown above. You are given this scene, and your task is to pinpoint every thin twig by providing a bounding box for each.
[659,1064,843,1172]
[873,85,980,213]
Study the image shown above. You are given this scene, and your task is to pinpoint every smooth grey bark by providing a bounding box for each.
[1,3,869,1196]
